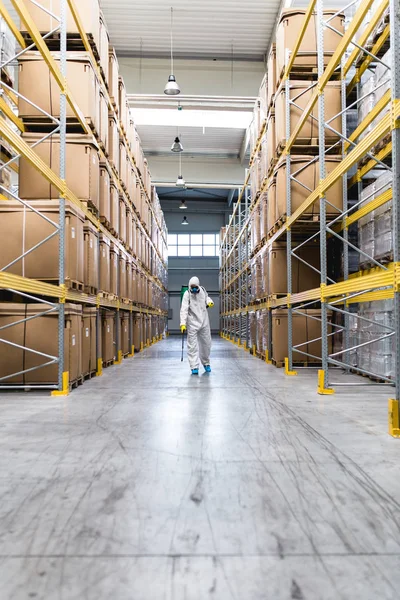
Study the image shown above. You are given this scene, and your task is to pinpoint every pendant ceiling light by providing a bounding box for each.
[171,136,183,152]
[164,7,180,95]
[181,215,189,225]
[179,200,187,209]
[176,152,185,186]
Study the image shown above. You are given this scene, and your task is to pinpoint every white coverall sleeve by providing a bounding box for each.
[180,291,189,326]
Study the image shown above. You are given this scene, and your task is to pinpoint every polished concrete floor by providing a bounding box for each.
[1,336,400,600]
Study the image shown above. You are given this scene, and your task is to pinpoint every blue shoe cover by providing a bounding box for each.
[204,365,212,373]
[191,369,199,375]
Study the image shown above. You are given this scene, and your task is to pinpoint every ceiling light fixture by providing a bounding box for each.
[164,7,180,95]
[176,151,185,186]
[179,200,187,209]
[181,215,189,225]
[171,136,183,152]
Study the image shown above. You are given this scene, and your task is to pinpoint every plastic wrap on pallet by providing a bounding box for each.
[358,74,376,140]
[358,180,375,264]
[0,17,16,84]
[374,171,392,260]
[344,0,388,47]
[356,300,394,379]
[249,311,257,350]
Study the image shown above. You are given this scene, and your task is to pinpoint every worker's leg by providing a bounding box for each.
[198,325,212,366]
[187,328,200,370]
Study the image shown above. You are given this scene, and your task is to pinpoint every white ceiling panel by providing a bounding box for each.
[100,0,282,60]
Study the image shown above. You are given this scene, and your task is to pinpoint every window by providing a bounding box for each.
[168,233,220,257]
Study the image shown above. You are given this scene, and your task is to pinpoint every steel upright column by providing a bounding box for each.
[245,177,250,349]
[317,0,333,394]
[389,0,400,435]
[285,68,296,376]
[53,0,67,396]
[342,57,350,371]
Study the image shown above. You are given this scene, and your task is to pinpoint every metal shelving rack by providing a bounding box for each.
[220,0,400,436]
[0,0,168,395]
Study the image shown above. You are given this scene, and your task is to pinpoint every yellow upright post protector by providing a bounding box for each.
[317,370,334,395]
[51,372,69,397]
[388,399,400,437]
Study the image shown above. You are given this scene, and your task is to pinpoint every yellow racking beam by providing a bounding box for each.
[284,0,375,154]
[347,24,390,96]
[283,0,317,81]
[66,0,167,252]
[0,96,25,132]
[0,0,26,49]
[288,110,392,226]
[344,90,391,150]
[345,188,392,228]
[0,116,167,294]
[343,0,389,76]
[349,140,392,187]
[11,0,90,134]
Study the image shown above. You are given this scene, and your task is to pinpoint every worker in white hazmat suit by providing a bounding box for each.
[180,276,214,375]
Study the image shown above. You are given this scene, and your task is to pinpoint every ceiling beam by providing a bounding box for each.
[128,94,257,112]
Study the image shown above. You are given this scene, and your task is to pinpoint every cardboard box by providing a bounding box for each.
[119,139,128,189]
[132,264,138,302]
[99,11,109,83]
[118,78,127,131]
[259,192,268,242]
[83,220,99,292]
[276,9,345,81]
[0,303,82,385]
[272,309,332,364]
[267,178,277,234]
[19,134,100,207]
[102,311,115,363]
[119,253,127,298]
[99,233,111,292]
[267,44,276,107]
[99,164,111,223]
[0,199,84,284]
[20,0,100,54]
[268,242,320,295]
[18,52,99,132]
[275,155,343,219]
[110,182,119,236]
[275,81,341,147]
[133,315,141,352]
[110,243,119,296]
[126,257,133,300]
[108,48,119,108]
[119,197,127,245]
[99,90,109,153]
[126,207,134,252]
[82,306,97,376]
[119,312,130,356]
[266,112,276,172]
[108,113,119,171]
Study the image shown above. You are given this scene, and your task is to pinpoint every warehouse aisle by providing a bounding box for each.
[1,337,400,600]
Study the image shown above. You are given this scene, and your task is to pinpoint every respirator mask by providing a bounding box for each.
[190,286,200,294]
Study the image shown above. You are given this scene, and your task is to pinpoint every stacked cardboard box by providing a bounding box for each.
[0,1,168,387]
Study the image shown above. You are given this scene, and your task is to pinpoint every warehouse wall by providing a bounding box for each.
[120,57,265,97]
[162,200,225,334]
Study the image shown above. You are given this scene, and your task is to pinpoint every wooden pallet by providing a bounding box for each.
[102,359,114,369]
[21,115,98,136]
[349,367,392,385]
[21,31,100,61]
[98,291,117,301]
[272,358,322,369]
[84,285,98,296]
[82,370,97,382]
